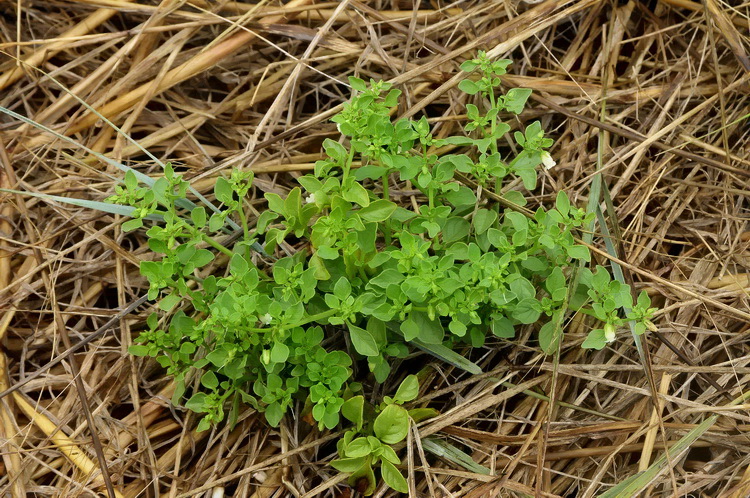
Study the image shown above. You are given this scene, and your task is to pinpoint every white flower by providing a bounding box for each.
[604,322,616,342]
[260,313,272,325]
[304,193,316,204]
[541,151,556,170]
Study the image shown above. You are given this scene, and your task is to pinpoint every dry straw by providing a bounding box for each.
[1,0,749,496]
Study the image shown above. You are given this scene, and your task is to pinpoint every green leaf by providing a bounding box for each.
[460,60,479,72]
[409,311,444,344]
[341,395,365,430]
[442,217,470,243]
[567,244,591,261]
[158,293,181,311]
[343,181,370,207]
[345,437,372,458]
[334,277,352,300]
[539,319,560,354]
[331,457,366,473]
[458,79,480,95]
[582,328,608,350]
[358,199,397,222]
[511,298,541,324]
[128,344,151,356]
[381,460,408,493]
[409,408,439,423]
[230,253,249,276]
[270,342,289,363]
[474,208,497,234]
[185,393,209,413]
[546,267,567,301]
[555,190,570,217]
[491,316,515,338]
[348,323,380,357]
[215,177,233,204]
[445,185,477,207]
[374,405,409,444]
[393,375,419,404]
[265,402,284,426]
[366,317,387,349]
[122,218,143,232]
[201,371,219,390]
[504,88,532,114]
[400,318,420,342]
[191,206,207,228]
[348,76,367,92]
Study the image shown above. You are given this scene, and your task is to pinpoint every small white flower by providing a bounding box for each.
[604,322,616,342]
[541,151,556,170]
[304,193,316,204]
[260,313,272,325]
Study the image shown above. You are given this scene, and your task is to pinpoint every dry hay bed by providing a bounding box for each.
[0,0,749,496]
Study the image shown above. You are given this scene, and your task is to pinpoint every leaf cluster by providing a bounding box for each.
[110,52,658,495]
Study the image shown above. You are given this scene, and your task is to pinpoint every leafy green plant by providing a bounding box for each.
[110,51,657,494]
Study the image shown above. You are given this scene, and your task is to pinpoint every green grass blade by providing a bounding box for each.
[422,437,491,475]
[598,386,750,497]
[0,187,155,219]
[597,414,718,497]
[385,323,482,374]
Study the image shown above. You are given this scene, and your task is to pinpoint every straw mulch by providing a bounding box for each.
[1,0,749,496]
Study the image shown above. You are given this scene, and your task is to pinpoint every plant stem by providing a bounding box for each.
[342,144,356,183]
[200,232,233,257]
[238,201,250,242]
[382,172,392,244]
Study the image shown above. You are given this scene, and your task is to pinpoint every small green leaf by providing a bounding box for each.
[458,79,480,95]
[474,208,497,234]
[158,293,181,311]
[381,460,408,493]
[201,371,219,390]
[358,199,397,222]
[215,177,234,204]
[539,319,560,354]
[334,277,352,300]
[343,181,370,207]
[400,318,419,342]
[185,393,209,413]
[348,323,380,357]
[331,457,366,473]
[230,253,249,276]
[555,190,570,217]
[342,395,365,430]
[582,328,608,350]
[442,217,470,243]
[270,342,289,363]
[504,87,532,114]
[567,244,591,261]
[393,375,419,404]
[128,344,151,356]
[122,218,143,232]
[345,437,372,458]
[348,76,367,92]
[409,407,439,423]
[374,405,409,444]
[191,206,207,228]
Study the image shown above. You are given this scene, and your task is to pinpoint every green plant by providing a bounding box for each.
[109,51,657,494]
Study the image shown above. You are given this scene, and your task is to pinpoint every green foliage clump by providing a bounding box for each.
[108,51,656,494]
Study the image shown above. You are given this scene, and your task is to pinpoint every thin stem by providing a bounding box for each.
[200,232,233,257]
[238,201,250,242]
[382,171,392,244]
[342,144,356,183]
